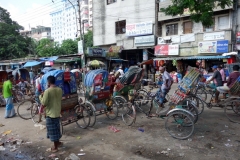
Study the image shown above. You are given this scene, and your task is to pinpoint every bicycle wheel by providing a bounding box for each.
[224,100,240,123]
[31,102,40,123]
[84,101,96,127]
[17,100,33,120]
[165,110,194,140]
[113,96,127,116]
[122,103,136,126]
[136,89,149,106]
[179,101,199,124]
[0,96,6,106]
[15,91,25,104]
[75,105,91,129]
[196,88,207,101]
[105,99,119,120]
[185,95,204,115]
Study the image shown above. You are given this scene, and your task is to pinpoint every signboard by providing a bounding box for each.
[92,48,103,56]
[154,44,179,56]
[198,40,228,53]
[143,49,148,60]
[236,32,240,44]
[45,61,53,66]
[134,35,155,46]
[203,31,225,41]
[126,21,152,36]
[78,40,83,55]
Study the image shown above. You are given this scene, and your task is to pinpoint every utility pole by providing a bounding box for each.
[155,0,159,37]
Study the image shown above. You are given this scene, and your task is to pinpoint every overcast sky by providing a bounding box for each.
[0,0,63,30]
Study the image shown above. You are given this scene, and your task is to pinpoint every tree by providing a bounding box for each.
[0,7,33,59]
[83,30,93,51]
[160,0,232,27]
[36,38,55,57]
[60,39,78,55]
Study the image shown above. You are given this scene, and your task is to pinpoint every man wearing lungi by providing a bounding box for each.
[3,75,16,118]
[39,76,63,153]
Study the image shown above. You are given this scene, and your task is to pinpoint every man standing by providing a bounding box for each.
[206,65,223,103]
[35,72,44,104]
[218,65,226,84]
[3,75,16,118]
[29,70,35,85]
[117,66,124,78]
[39,76,63,153]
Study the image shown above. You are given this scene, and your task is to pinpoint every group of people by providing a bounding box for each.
[206,65,240,103]
[3,73,64,153]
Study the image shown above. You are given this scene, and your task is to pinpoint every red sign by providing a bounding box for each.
[45,61,53,66]
[236,32,240,44]
[154,44,179,56]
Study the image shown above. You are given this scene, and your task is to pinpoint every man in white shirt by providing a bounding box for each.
[35,72,44,104]
[117,66,124,78]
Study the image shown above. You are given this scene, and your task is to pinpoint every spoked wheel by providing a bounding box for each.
[84,101,96,127]
[122,103,136,126]
[17,100,34,120]
[113,96,127,116]
[31,102,41,123]
[14,91,25,104]
[75,105,90,129]
[185,96,204,115]
[196,88,207,101]
[178,100,199,124]
[105,99,118,120]
[135,90,151,114]
[224,100,240,123]
[165,110,194,140]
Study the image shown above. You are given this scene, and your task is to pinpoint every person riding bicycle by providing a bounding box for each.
[217,65,240,95]
[17,78,30,94]
[206,65,223,103]
[156,66,173,108]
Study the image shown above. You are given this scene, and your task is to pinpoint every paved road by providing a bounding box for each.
[0,83,240,160]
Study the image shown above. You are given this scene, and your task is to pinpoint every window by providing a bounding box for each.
[115,20,126,34]
[183,21,192,34]
[218,16,229,30]
[107,0,117,5]
[166,23,178,36]
[203,18,215,32]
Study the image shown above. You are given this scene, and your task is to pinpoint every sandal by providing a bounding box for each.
[46,147,58,153]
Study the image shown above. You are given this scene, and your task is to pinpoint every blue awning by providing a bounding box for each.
[23,61,42,67]
[154,56,231,61]
[39,56,59,61]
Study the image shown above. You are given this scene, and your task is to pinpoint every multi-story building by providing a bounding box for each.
[80,0,90,33]
[154,1,237,72]
[93,0,156,68]
[20,26,51,41]
[88,0,93,29]
[50,0,80,43]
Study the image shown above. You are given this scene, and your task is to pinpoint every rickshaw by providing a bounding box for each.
[83,69,126,127]
[12,68,30,84]
[39,70,90,132]
[0,70,8,106]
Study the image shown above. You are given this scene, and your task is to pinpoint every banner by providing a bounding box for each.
[154,44,179,56]
[126,21,152,36]
[236,32,240,44]
[198,40,228,53]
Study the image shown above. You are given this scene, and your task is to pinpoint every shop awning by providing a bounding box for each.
[39,56,59,61]
[23,61,42,67]
[154,55,231,61]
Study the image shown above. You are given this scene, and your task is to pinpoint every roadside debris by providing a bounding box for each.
[108,126,120,133]
[2,130,11,136]
[138,128,144,132]
[0,124,4,127]
[66,153,80,160]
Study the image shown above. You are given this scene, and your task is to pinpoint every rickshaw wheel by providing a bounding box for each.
[165,110,194,140]
[105,99,118,120]
[224,100,240,123]
[113,96,128,116]
[84,101,96,127]
[75,105,91,129]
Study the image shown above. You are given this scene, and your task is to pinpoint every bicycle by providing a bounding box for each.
[122,89,198,140]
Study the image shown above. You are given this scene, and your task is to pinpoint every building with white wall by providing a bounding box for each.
[20,26,51,41]
[93,0,156,65]
[50,0,80,43]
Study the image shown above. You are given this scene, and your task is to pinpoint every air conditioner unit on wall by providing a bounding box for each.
[157,37,166,44]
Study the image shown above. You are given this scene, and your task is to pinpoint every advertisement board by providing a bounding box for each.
[203,31,225,41]
[134,35,155,46]
[126,21,152,36]
[154,44,179,56]
[198,40,228,53]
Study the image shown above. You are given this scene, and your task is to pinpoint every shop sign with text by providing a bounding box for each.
[236,32,240,44]
[154,44,179,56]
[126,21,152,36]
[203,31,225,41]
[135,35,155,46]
[198,40,228,53]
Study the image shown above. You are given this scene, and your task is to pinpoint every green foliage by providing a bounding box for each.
[160,0,232,26]
[61,39,78,55]
[0,7,34,60]
[83,30,93,51]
